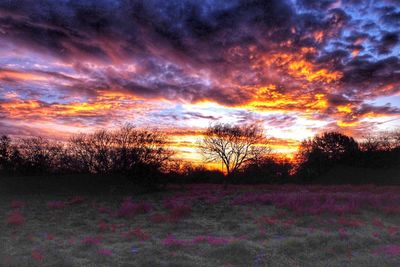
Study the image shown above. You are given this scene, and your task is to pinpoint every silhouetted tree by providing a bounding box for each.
[178,164,225,184]
[67,125,173,187]
[16,137,64,175]
[8,146,23,174]
[392,130,400,148]
[198,123,271,178]
[238,156,293,184]
[0,135,12,173]
[360,131,400,152]
[296,132,359,182]
[2,126,398,188]
[112,125,173,187]
[68,130,114,174]
[358,130,400,168]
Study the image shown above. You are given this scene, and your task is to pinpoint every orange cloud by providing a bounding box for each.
[337,120,359,127]
[0,69,48,81]
[243,84,328,114]
[267,52,342,83]
[337,104,353,113]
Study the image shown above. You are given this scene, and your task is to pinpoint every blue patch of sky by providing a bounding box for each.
[366,95,400,107]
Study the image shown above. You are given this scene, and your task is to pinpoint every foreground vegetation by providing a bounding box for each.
[1,184,399,266]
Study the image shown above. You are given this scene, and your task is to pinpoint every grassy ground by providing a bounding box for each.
[0,184,399,267]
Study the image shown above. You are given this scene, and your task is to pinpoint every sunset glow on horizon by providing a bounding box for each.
[1,0,399,163]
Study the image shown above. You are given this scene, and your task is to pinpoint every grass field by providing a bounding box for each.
[1,184,399,266]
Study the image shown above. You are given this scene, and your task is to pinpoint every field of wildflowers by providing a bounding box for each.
[1,184,399,266]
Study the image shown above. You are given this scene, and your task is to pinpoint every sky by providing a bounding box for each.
[0,0,400,163]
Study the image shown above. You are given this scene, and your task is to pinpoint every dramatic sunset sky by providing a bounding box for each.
[0,0,399,163]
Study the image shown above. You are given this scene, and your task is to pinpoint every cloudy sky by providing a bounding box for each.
[0,0,399,162]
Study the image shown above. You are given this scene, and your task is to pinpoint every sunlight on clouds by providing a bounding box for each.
[337,121,360,127]
[337,104,353,113]
[256,51,342,84]
[0,70,48,81]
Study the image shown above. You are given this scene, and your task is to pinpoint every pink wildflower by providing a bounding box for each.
[67,196,86,205]
[375,245,400,256]
[337,217,364,227]
[27,233,34,241]
[259,227,266,236]
[68,237,76,245]
[117,198,153,218]
[149,213,169,223]
[98,221,110,232]
[338,228,347,239]
[207,236,230,245]
[6,211,25,226]
[81,235,102,245]
[372,232,380,238]
[387,226,398,236]
[122,227,150,241]
[11,200,25,209]
[372,218,384,228]
[161,234,188,247]
[31,249,44,262]
[256,215,278,226]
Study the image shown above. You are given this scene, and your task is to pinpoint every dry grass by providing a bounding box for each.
[0,184,399,267]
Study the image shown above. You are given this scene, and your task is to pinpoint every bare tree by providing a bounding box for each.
[17,136,64,174]
[112,124,173,177]
[198,123,270,176]
[67,125,173,182]
[360,130,400,152]
[0,135,12,173]
[392,130,400,148]
[359,134,381,152]
[295,132,359,181]
[68,129,114,174]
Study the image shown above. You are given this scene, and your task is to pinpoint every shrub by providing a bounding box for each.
[81,236,102,245]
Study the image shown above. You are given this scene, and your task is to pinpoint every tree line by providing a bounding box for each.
[1,123,399,187]
[0,125,172,187]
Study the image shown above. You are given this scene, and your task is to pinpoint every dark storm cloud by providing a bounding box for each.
[342,56,400,97]
[0,0,295,62]
[378,32,399,54]
[356,103,400,116]
[0,0,333,71]
[0,0,399,134]
[380,10,400,27]
[326,94,355,106]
